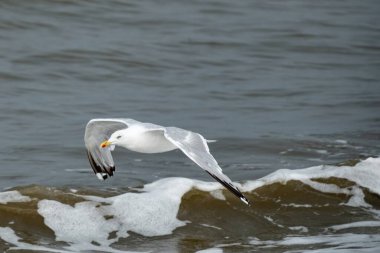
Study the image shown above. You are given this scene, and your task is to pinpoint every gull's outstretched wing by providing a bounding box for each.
[163,127,250,205]
[84,118,139,180]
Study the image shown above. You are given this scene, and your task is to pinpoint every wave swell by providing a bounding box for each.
[1,157,380,252]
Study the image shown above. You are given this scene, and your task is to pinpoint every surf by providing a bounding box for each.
[1,157,380,252]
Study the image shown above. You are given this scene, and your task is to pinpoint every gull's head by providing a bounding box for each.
[100,130,125,148]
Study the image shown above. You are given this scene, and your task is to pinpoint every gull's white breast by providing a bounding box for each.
[122,126,177,153]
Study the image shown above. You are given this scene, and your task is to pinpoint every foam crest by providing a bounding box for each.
[35,157,380,249]
[37,178,199,248]
[242,157,380,206]
[106,177,193,237]
[37,200,120,246]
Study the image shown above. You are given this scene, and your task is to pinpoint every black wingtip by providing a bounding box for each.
[86,151,115,180]
[206,171,250,206]
[87,151,102,174]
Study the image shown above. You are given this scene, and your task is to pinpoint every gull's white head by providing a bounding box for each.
[100,130,126,148]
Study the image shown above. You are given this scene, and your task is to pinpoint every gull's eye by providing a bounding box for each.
[116,135,122,139]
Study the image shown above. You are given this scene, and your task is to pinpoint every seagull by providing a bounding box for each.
[84,118,249,205]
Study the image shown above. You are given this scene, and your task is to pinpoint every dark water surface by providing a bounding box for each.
[0,0,379,252]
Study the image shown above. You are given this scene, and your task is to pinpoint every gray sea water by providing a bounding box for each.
[0,0,380,252]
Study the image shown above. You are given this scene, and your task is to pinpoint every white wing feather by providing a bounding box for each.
[84,118,139,179]
[163,127,249,205]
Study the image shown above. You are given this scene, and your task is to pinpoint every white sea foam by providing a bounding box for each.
[0,226,140,253]
[242,157,380,207]
[209,189,226,200]
[34,157,380,250]
[200,223,222,230]
[37,178,204,248]
[215,242,242,248]
[0,190,31,204]
[264,215,285,228]
[345,186,371,207]
[0,227,25,248]
[329,221,380,231]
[288,226,309,233]
[196,247,223,253]
[38,200,120,246]
[0,226,70,253]
[282,203,313,208]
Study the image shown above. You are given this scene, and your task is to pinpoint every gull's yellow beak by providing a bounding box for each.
[100,140,112,148]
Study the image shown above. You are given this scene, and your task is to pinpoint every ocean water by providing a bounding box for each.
[0,0,379,252]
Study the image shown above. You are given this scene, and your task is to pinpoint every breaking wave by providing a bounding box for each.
[1,157,380,252]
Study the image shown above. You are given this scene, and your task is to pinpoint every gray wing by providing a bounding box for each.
[84,118,139,180]
[163,127,250,205]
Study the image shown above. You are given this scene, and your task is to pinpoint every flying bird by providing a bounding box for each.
[84,118,249,205]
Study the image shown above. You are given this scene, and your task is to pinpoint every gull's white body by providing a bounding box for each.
[119,125,177,153]
[84,118,249,205]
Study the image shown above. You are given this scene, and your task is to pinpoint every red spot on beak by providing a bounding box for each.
[100,140,111,148]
